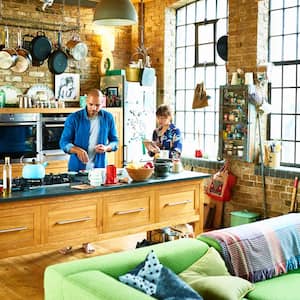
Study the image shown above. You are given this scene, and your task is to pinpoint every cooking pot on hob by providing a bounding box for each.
[154,161,171,178]
[21,158,48,179]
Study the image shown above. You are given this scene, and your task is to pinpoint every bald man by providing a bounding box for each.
[60,89,119,172]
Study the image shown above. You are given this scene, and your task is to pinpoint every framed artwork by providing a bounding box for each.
[55,73,80,101]
[106,86,121,107]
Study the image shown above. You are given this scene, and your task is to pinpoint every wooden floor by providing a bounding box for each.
[0,233,146,300]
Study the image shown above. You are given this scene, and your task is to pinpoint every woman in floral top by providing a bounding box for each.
[148,104,182,159]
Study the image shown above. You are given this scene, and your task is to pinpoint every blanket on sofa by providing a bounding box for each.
[200,213,300,283]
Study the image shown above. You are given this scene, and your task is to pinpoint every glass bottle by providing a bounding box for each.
[0,89,5,108]
[2,157,12,197]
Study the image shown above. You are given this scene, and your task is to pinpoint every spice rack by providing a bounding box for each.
[218,85,256,162]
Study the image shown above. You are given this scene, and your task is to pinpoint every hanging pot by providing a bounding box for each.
[48,31,68,74]
[0,27,18,69]
[22,34,44,66]
[66,33,88,61]
[30,31,52,62]
[216,35,228,61]
[11,30,32,73]
[0,30,5,50]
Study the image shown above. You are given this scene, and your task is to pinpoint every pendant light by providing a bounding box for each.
[93,0,137,26]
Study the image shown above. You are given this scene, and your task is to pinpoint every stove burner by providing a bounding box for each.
[12,173,76,191]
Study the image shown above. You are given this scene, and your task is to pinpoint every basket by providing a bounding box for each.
[126,167,154,182]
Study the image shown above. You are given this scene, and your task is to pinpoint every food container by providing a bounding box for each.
[230,210,260,226]
[154,161,170,178]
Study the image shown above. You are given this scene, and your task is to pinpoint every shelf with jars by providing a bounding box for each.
[218,85,256,162]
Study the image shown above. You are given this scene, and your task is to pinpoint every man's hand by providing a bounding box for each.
[71,146,89,163]
[95,144,111,153]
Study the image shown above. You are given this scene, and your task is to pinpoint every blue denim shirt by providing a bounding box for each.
[59,108,118,171]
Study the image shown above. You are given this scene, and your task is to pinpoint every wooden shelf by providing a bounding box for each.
[0,108,81,114]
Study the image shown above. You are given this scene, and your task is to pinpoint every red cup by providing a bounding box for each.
[195,150,203,158]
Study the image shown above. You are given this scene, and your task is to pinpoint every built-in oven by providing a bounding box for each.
[0,113,41,162]
[41,113,69,160]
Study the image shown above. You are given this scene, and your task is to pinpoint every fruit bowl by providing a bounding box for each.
[125,167,154,182]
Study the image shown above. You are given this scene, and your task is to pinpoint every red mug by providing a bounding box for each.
[105,164,118,184]
[195,150,203,158]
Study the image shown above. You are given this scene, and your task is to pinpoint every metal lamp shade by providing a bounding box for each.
[93,0,137,26]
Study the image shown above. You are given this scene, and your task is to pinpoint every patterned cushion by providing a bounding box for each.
[119,249,203,300]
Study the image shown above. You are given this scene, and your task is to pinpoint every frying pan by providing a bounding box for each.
[30,31,52,62]
[48,31,68,74]
[0,27,18,69]
[11,31,32,73]
[217,35,228,61]
[22,34,44,67]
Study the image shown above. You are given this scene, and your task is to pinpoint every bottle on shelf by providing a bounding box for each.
[2,156,12,197]
[0,89,5,108]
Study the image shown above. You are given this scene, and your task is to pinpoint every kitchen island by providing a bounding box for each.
[0,171,209,258]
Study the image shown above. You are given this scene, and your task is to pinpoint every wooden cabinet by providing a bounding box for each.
[41,196,99,245]
[0,206,41,251]
[103,190,154,233]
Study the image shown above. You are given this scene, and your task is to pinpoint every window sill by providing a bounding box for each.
[181,156,224,170]
[255,165,300,179]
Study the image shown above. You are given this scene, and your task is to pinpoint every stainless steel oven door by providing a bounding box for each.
[0,114,41,162]
[41,114,69,160]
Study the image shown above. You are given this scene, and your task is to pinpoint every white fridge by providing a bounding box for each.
[100,74,157,165]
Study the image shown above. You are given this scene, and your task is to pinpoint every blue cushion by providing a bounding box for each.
[119,249,203,300]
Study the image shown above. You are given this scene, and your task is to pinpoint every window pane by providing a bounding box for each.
[284,7,297,34]
[176,69,185,89]
[281,141,294,163]
[297,116,300,140]
[297,89,300,113]
[198,24,214,43]
[186,68,195,89]
[216,18,227,38]
[186,2,195,24]
[186,89,194,110]
[282,115,295,140]
[177,7,186,26]
[296,143,300,164]
[270,65,282,87]
[206,1,216,19]
[270,36,283,61]
[186,24,195,46]
[185,111,195,131]
[195,111,204,132]
[298,66,300,86]
[176,26,186,47]
[270,115,282,139]
[186,46,195,67]
[176,111,185,131]
[271,89,282,113]
[176,90,185,111]
[197,44,214,64]
[196,0,205,22]
[217,0,227,18]
[283,65,296,87]
[270,10,283,36]
[285,0,298,8]
[216,66,227,87]
[270,0,283,9]
[205,112,215,134]
[284,35,297,60]
[282,88,296,114]
[206,66,216,88]
[176,47,185,68]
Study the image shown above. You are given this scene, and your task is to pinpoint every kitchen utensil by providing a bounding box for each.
[125,167,153,182]
[30,31,52,62]
[21,157,48,179]
[0,27,18,69]
[66,33,88,61]
[11,30,32,73]
[48,31,68,74]
[216,35,228,61]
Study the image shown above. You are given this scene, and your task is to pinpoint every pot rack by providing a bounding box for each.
[0,0,80,32]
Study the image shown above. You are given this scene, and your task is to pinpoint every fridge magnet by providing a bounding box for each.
[55,73,80,101]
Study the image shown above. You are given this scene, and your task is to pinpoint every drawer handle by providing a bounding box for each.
[114,208,145,215]
[0,226,28,233]
[165,199,192,207]
[56,216,92,225]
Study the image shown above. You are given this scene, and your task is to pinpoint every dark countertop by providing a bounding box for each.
[0,171,210,204]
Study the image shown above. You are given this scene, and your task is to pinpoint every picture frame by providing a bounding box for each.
[55,73,80,101]
[105,86,121,107]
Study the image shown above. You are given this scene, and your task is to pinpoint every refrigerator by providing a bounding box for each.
[100,74,157,166]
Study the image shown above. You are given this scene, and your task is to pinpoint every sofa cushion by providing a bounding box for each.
[119,249,203,300]
[179,247,254,300]
[246,269,300,300]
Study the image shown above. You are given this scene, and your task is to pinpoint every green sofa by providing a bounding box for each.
[44,237,300,300]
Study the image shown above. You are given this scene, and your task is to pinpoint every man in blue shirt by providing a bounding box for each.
[60,88,119,172]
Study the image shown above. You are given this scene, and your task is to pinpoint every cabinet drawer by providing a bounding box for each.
[103,192,153,232]
[0,206,41,250]
[43,199,98,243]
[158,188,197,222]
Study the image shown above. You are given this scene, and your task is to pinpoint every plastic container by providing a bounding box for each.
[230,210,260,226]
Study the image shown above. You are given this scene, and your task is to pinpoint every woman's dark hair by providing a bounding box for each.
[156,104,172,117]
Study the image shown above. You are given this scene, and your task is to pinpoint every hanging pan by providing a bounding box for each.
[30,31,52,62]
[0,27,18,69]
[48,31,68,74]
[216,35,228,61]
[11,30,32,73]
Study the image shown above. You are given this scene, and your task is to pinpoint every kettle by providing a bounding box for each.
[21,157,48,179]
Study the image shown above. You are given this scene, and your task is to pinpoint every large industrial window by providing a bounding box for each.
[268,0,300,168]
[174,0,228,158]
